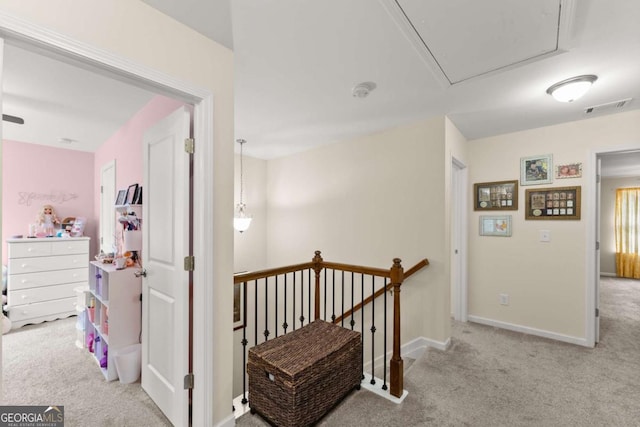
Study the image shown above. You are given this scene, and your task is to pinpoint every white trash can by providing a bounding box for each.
[114,344,141,384]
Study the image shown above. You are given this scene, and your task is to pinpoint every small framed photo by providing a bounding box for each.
[521,154,553,186]
[479,215,512,237]
[125,184,139,205]
[133,186,143,204]
[115,189,127,205]
[474,180,518,211]
[525,186,581,220]
[556,163,582,179]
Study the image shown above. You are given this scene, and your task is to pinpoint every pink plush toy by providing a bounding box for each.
[87,332,95,353]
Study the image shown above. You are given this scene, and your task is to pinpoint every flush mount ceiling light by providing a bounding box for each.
[352,81,377,98]
[233,138,252,233]
[546,75,598,103]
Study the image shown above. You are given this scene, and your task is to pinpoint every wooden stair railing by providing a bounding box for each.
[233,250,430,400]
[333,258,429,325]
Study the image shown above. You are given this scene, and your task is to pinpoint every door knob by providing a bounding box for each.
[135,269,147,278]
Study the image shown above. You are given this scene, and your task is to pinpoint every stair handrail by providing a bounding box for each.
[333,258,429,325]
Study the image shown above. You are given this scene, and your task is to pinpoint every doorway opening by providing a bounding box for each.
[0,20,216,425]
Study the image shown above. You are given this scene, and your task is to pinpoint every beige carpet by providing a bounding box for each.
[1,316,170,427]
[237,276,640,426]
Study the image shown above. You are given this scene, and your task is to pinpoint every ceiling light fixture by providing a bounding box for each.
[352,81,377,98]
[233,138,252,233]
[546,75,598,103]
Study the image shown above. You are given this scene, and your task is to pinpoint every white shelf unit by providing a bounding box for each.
[86,261,141,381]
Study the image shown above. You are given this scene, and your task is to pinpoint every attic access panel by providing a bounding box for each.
[395,0,567,84]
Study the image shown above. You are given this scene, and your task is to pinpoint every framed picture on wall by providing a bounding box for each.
[479,215,512,237]
[525,186,581,220]
[556,163,582,179]
[233,279,246,330]
[473,180,518,211]
[521,154,553,186]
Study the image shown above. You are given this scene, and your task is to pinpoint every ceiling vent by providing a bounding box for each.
[585,98,632,115]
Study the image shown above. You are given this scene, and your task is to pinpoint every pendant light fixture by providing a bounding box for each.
[234,138,252,233]
[546,75,597,103]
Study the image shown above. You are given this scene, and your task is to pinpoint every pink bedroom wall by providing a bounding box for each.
[93,95,186,256]
[2,141,95,264]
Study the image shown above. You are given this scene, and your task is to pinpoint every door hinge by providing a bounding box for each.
[596,308,600,317]
[596,174,601,184]
[184,138,195,154]
[596,241,600,250]
[184,373,194,389]
[101,185,104,193]
[184,256,195,271]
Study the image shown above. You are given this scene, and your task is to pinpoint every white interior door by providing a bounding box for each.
[100,160,116,253]
[451,157,468,321]
[141,106,191,426]
[595,157,602,343]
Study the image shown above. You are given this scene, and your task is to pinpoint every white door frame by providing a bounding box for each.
[586,143,640,347]
[0,14,216,426]
[451,157,468,322]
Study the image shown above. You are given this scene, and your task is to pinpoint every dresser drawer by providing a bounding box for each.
[9,255,87,274]
[8,297,77,322]
[8,282,80,306]
[51,240,89,255]
[8,268,88,291]
[8,241,52,258]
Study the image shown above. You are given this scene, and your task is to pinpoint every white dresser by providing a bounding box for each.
[6,237,90,329]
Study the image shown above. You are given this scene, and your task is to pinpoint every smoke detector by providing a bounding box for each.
[352,81,377,98]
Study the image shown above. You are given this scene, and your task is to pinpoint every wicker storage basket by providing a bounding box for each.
[248,319,362,427]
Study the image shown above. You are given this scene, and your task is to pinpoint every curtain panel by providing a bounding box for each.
[615,187,640,278]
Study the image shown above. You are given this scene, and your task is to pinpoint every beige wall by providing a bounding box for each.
[468,110,640,340]
[0,2,235,424]
[265,116,451,344]
[600,176,640,275]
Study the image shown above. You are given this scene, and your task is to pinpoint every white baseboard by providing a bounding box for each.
[600,272,616,277]
[215,413,236,427]
[467,315,590,347]
[361,335,450,373]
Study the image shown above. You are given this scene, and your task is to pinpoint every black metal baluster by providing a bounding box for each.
[360,273,365,380]
[274,275,279,338]
[263,278,270,341]
[308,269,312,324]
[331,269,336,323]
[324,269,328,321]
[254,280,258,347]
[283,273,288,334]
[241,281,248,404]
[370,275,376,385]
[292,271,297,331]
[382,275,388,391]
[350,272,355,330]
[299,270,305,326]
[341,271,345,327]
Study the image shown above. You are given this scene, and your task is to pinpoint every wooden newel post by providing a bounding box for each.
[312,250,324,320]
[389,257,404,398]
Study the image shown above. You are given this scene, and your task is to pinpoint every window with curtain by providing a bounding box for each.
[615,187,640,278]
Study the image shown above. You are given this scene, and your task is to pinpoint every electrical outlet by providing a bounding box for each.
[499,293,509,305]
[539,230,551,242]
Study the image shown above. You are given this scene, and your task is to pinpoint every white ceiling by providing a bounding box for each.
[2,0,640,173]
